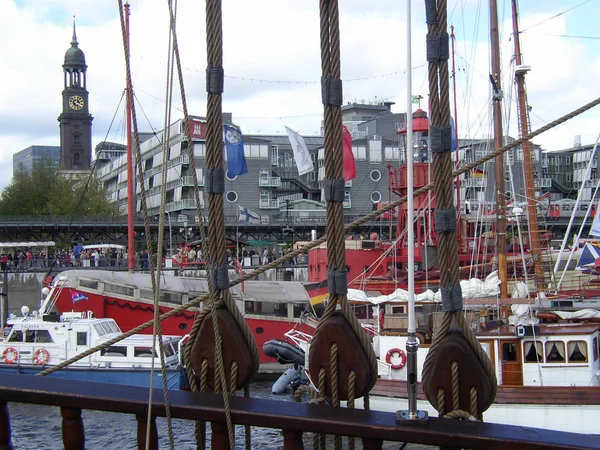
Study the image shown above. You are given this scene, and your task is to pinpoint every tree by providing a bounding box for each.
[0,165,118,217]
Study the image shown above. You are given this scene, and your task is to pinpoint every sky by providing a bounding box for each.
[1,0,599,191]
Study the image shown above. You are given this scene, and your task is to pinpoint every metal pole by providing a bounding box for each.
[398,0,427,423]
[165,210,173,257]
[125,1,135,271]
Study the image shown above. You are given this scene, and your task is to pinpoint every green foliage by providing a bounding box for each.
[0,165,118,217]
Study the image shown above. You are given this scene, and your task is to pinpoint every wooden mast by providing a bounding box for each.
[124,2,135,271]
[490,0,509,302]
[511,0,545,291]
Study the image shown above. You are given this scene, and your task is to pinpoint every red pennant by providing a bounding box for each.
[342,125,356,181]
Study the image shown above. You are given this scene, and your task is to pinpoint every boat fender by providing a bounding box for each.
[34,348,50,366]
[386,348,406,370]
[2,347,19,365]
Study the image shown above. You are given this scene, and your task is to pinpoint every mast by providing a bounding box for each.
[125,2,135,271]
[511,0,545,291]
[450,25,463,253]
[490,0,508,300]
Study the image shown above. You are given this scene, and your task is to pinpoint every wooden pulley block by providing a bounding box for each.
[308,311,374,400]
[190,308,256,391]
[422,330,495,419]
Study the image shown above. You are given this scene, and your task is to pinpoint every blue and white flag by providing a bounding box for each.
[224,124,248,177]
[71,292,89,303]
[239,205,261,224]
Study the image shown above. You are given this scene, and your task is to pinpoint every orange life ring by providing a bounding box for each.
[34,348,50,366]
[2,347,19,365]
[386,347,406,370]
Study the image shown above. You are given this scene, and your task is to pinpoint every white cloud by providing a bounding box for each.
[0,0,598,193]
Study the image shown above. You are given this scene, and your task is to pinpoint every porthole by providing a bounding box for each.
[255,327,264,334]
[226,191,238,202]
[227,173,238,181]
[178,323,188,330]
[371,191,382,202]
[370,170,382,181]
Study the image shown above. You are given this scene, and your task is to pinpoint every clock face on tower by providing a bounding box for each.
[68,95,84,110]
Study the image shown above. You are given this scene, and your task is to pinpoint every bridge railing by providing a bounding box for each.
[1,374,598,450]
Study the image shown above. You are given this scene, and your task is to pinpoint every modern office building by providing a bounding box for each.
[12,145,61,175]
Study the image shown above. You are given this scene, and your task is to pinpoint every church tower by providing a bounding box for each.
[58,21,93,172]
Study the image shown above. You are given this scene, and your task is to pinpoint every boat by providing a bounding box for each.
[0,301,181,389]
[45,269,318,371]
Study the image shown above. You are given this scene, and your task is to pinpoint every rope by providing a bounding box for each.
[117,3,175,448]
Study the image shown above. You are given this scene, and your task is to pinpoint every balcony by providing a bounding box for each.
[258,176,281,188]
[259,199,280,209]
[534,178,552,188]
[463,178,487,188]
[166,199,197,213]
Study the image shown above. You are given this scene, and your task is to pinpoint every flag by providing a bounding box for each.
[590,199,600,236]
[342,125,356,181]
[238,205,261,224]
[71,292,88,303]
[411,95,421,104]
[285,126,314,175]
[224,124,248,177]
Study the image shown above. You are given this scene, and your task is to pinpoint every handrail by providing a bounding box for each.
[1,374,599,449]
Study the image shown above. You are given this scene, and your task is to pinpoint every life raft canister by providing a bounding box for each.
[385,347,407,370]
[34,348,50,366]
[2,347,19,364]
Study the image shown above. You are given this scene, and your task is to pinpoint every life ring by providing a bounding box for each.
[34,348,50,366]
[386,348,406,370]
[2,347,19,365]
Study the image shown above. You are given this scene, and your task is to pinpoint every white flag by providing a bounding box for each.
[590,199,600,236]
[285,126,314,175]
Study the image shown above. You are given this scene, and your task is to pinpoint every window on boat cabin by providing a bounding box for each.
[594,337,599,361]
[501,342,518,362]
[245,301,288,317]
[7,330,23,343]
[391,306,405,314]
[79,279,99,290]
[545,341,565,363]
[523,341,543,363]
[77,332,87,346]
[163,342,175,357]
[162,292,182,305]
[24,329,53,344]
[293,302,310,318]
[94,321,120,336]
[104,282,134,297]
[101,346,127,357]
[134,347,157,358]
[567,340,588,363]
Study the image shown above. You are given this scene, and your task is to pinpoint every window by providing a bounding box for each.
[24,330,53,343]
[7,330,23,343]
[101,346,127,357]
[134,347,156,357]
[523,341,543,363]
[104,283,134,297]
[226,191,238,202]
[567,340,588,362]
[594,337,599,361]
[77,332,87,346]
[545,341,565,362]
[370,170,382,181]
[502,342,517,361]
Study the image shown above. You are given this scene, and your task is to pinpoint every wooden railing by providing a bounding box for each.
[1,374,599,450]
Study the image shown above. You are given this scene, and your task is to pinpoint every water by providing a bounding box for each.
[6,381,434,449]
